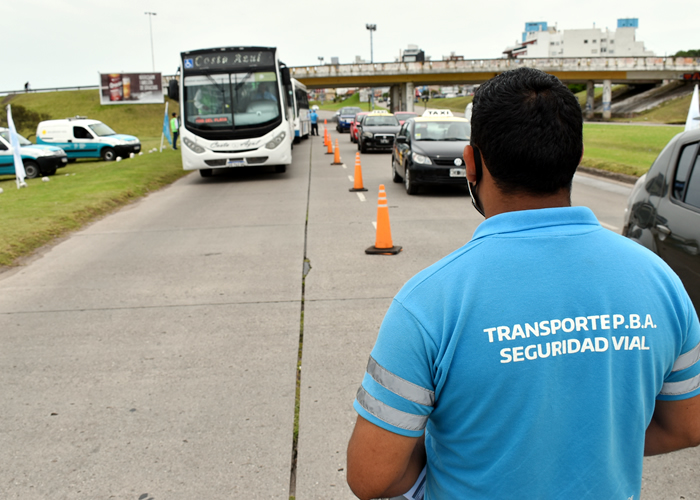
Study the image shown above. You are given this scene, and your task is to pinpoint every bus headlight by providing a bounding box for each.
[183,137,205,154]
[265,131,286,150]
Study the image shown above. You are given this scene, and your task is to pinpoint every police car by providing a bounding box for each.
[0,127,67,178]
[36,117,141,161]
[358,111,401,153]
[391,113,471,194]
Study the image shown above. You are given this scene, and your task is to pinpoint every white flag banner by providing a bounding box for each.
[6,104,27,188]
[685,84,700,132]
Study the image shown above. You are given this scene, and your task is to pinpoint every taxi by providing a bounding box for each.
[391,113,471,194]
[358,111,400,153]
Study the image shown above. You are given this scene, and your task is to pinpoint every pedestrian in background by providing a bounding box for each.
[170,112,180,150]
[310,108,319,136]
[347,67,700,500]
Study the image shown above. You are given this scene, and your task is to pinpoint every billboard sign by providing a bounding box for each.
[99,72,164,105]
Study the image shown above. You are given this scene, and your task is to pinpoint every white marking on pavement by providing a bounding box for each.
[348,175,354,182]
[357,192,366,202]
[342,163,347,169]
[372,221,377,229]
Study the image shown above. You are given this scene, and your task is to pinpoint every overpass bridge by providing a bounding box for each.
[291,56,700,119]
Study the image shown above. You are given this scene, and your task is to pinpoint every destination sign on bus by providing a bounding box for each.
[194,116,232,125]
[183,50,275,72]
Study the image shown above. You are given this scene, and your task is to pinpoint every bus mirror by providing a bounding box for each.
[280,67,291,86]
[168,79,179,102]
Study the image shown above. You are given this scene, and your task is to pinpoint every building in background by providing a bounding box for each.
[503,18,654,58]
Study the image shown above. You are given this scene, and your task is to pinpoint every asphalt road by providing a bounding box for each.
[1,124,698,499]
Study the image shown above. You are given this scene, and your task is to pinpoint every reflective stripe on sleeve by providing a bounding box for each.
[660,373,700,396]
[367,356,435,406]
[356,387,429,432]
[672,341,700,372]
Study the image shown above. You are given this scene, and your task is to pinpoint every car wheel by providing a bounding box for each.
[275,165,286,173]
[23,160,41,179]
[101,147,116,161]
[360,141,367,154]
[391,157,403,183]
[200,169,213,178]
[405,167,418,195]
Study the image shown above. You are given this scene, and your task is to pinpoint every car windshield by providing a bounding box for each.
[341,107,362,116]
[356,115,367,124]
[0,130,32,146]
[183,71,280,131]
[413,121,471,141]
[364,116,399,126]
[88,123,117,137]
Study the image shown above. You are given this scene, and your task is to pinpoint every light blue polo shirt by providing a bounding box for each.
[354,206,700,499]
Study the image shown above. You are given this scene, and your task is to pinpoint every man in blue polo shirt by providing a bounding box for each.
[347,68,700,500]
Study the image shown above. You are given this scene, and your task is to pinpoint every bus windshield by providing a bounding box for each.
[184,71,281,131]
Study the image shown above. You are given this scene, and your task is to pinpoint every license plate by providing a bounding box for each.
[226,159,246,167]
[379,138,389,144]
[450,168,466,177]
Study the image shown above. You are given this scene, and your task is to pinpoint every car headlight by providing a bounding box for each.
[412,152,432,165]
[183,136,206,154]
[266,131,286,150]
[362,131,374,139]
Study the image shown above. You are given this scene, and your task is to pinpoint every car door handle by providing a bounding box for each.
[67,140,72,143]
[656,224,671,236]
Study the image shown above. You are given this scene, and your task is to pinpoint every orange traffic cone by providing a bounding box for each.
[349,152,368,192]
[325,135,334,154]
[366,184,401,255]
[331,139,342,165]
[324,128,330,147]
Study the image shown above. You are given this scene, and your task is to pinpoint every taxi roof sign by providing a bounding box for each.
[368,110,390,115]
[422,109,453,117]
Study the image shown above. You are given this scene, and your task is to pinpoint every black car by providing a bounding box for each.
[336,106,363,133]
[623,127,700,308]
[391,116,471,194]
[358,113,401,153]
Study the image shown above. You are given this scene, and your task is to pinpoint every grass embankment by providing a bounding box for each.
[5,89,175,151]
[581,124,680,177]
[0,149,188,267]
[310,92,385,111]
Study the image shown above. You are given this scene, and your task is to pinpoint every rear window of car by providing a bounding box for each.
[364,116,399,126]
[673,142,700,209]
[341,107,362,116]
[413,121,471,141]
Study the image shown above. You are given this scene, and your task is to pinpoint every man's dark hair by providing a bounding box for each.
[470,67,583,194]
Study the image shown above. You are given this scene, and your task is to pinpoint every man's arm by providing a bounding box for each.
[347,416,426,500]
[644,394,700,456]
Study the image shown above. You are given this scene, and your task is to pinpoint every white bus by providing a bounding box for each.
[290,78,310,143]
[169,46,294,177]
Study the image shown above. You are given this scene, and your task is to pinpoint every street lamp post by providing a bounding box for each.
[145,12,157,72]
[366,23,376,110]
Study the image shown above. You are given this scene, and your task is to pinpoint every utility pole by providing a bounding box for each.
[366,24,376,110]
[145,12,157,72]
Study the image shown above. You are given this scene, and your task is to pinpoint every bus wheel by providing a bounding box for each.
[101,147,116,161]
[294,136,301,144]
[23,160,41,179]
[275,165,286,173]
[200,169,213,178]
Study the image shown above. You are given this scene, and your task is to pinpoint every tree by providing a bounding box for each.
[674,49,700,57]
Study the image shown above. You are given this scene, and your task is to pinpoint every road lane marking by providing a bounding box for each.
[342,163,347,169]
[357,193,366,202]
[348,175,354,182]
[372,221,377,229]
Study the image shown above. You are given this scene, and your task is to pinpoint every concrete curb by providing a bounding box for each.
[578,165,639,185]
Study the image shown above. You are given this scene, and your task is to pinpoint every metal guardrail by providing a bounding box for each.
[0,85,99,97]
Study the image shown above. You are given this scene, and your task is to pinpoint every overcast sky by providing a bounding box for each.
[3,0,698,91]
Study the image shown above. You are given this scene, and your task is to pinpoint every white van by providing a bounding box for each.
[36,117,141,161]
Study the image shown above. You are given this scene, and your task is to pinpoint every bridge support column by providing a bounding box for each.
[585,80,595,120]
[390,85,401,113]
[403,82,415,112]
[602,79,612,121]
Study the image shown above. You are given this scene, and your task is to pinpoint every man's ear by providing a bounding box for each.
[464,145,477,183]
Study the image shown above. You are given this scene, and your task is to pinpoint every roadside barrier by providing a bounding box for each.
[366,184,401,255]
[349,152,368,192]
[331,139,342,165]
